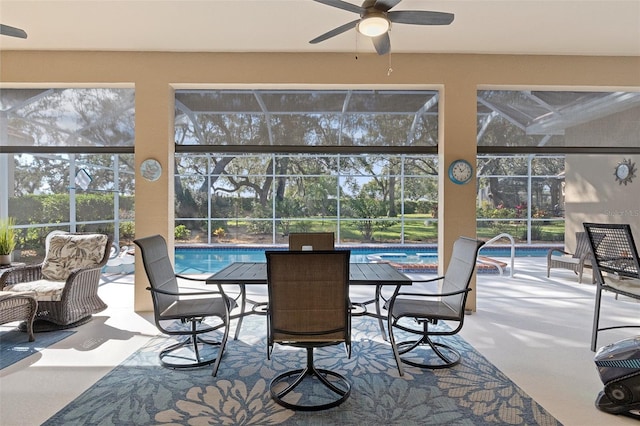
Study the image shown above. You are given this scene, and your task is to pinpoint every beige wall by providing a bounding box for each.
[565,107,640,247]
[565,154,640,244]
[1,51,639,311]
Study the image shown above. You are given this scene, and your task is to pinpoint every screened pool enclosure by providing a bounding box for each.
[1,88,639,258]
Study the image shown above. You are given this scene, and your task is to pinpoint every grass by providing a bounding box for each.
[215,214,565,244]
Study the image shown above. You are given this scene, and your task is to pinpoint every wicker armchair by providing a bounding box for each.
[0,231,111,329]
[547,231,598,284]
[0,291,37,341]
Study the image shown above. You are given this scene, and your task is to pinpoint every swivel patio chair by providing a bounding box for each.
[1,231,111,330]
[583,223,640,351]
[547,231,598,284]
[134,234,235,376]
[265,250,351,411]
[288,232,335,251]
[387,236,484,376]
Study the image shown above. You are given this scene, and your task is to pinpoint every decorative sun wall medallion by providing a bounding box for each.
[614,158,636,186]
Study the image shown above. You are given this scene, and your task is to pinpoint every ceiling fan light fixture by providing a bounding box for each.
[358,15,390,37]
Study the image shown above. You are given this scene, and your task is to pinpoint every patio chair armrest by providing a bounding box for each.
[0,264,45,288]
[175,274,207,283]
[547,248,570,259]
[409,276,444,284]
[146,286,224,297]
[394,288,471,299]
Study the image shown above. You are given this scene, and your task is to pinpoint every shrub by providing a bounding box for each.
[175,224,191,240]
[0,217,16,255]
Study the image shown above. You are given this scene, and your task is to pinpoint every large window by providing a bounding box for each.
[175,153,438,245]
[174,88,440,246]
[476,90,640,243]
[1,88,135,262]
[3,87,638,257]
[476,154,565,243]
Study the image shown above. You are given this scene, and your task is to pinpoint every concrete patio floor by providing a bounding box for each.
[1,257,639,425]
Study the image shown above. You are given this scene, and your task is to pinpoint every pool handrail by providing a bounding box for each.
[480,233,515,277]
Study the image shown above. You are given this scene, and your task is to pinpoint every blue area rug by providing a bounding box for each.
[44,316,561,425]
[0,327,74,369]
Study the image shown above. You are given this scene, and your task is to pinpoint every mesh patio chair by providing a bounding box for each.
[547,231,598,284]
[583,223,640,351]
[265,250,351,411]
[1,231,111,330]
[287,232,335,251]
[387,236,484,376]
[134,234,236,376]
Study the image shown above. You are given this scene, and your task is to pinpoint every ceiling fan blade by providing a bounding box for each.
[388,11,455,25]
[310,19,360,44]
[372,33,391,55]
[0,24,27,39]
[312,0,363,14]
[374,0,402,12]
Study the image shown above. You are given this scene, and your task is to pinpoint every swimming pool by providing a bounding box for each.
[174,245,554,275]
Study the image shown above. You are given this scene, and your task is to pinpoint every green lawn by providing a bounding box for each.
[218,215,565,244]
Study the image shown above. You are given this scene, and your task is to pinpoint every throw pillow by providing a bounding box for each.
[41,234,108,281]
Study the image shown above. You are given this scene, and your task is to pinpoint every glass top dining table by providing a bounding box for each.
[206,262,412,341]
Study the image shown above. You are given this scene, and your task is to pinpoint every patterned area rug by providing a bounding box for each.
[44,315,561,425]
[0,327,74,370]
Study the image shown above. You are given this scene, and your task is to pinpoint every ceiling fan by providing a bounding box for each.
[0,24,28,39]
[310,0,453,55]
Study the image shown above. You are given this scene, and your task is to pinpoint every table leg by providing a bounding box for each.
[375,285,388,341]
[233,284,246,340]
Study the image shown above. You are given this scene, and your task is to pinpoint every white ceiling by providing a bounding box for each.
[0,0,639,56]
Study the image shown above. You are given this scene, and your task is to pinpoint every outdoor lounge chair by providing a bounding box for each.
[547,231,597,284]
[265,250,351,411]
[387,236,484,376]
[584,223,640,351]
[0,231,111,330]
[134,234,235,376]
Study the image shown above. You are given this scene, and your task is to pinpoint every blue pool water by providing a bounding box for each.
[174,245,553,275]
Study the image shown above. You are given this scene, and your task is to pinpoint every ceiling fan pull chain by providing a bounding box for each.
[387,52,393,76]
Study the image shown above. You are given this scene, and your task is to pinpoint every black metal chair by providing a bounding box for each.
[583,223,640,351]
[134,234,235,376]
[387,236,484,376]
[265,250,351,411]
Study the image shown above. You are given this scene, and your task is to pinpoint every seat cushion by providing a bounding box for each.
[41,234,108,281]
[391,298,459,321]
[606,277,640,297]
[550,255,580,265]
[160,297,234,320]
[3,280,65,301]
